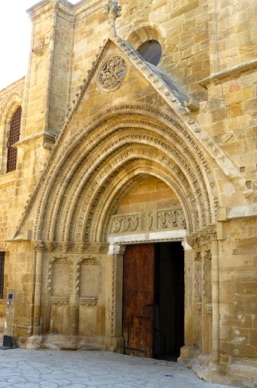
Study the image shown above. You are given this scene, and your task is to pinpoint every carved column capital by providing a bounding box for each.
[33,241,45,253]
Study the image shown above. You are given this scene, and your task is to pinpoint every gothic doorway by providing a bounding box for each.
[122,241,184,359]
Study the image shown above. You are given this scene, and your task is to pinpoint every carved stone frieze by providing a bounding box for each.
[109,208,186,235]
[44,241,57,252]
[39,241,108,254]
[51,297,70,305]
[157,208,186,229]
[79,297,98,306]
[33,241,45,252]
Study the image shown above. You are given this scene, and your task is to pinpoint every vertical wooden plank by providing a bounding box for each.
[122,244,155,357]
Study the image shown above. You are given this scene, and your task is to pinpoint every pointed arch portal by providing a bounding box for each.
[16,98,223,362]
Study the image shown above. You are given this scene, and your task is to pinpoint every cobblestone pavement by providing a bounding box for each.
[0,349,236,388]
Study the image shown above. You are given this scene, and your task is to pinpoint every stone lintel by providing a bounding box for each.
[108,229,186,253]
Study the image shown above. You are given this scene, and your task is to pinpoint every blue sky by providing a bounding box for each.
[0,0,80,91]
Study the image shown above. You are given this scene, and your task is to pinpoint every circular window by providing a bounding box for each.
[137,40,162,66]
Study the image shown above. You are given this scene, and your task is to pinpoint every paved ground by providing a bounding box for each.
[0,348,236,388]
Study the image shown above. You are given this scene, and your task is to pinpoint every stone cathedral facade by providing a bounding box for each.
[0,0,257,386]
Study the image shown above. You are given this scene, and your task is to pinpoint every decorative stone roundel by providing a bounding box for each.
[99,56,127,91]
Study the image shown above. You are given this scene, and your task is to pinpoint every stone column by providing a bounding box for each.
[201,249,212,354]
[211,238,220,363]
[182,240,194,347]
[32,241,44,336]
[104,243,125,352]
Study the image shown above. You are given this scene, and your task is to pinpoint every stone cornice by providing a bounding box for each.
[16,131,57,150]
[27,0,74,19]
[200,59,257,89]
[226,205,257,220]
[30,241,109,254]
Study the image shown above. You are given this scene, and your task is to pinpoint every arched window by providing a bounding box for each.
[7,106,21,172]
[137,40,162,66]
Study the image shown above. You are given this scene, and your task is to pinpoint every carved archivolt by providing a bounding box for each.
[16,104,219,244]
[40,107,214,241]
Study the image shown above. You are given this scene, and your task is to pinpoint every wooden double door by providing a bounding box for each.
[122,242,184,358]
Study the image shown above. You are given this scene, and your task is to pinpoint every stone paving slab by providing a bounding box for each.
[0,349,236,387]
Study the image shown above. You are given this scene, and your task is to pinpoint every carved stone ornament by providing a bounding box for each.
[99,56,127,91]
[110,208,186,235]
[51,297,70,305]
[79,297,98,306]
[104,0,122,37]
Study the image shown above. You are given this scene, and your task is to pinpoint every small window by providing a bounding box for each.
[0,252,5,299]
[137,40,162,66]
[7,106,22,173]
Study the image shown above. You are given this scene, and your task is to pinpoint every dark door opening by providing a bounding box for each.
[122,242,184,360]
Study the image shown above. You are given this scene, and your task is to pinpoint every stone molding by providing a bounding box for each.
[51,297,70,305]
[79,297,98,306]
[200,59,257,88]
[32,106,216,242]
[108,229,187,254]
[15,131,57,150]
[32,241,108,254]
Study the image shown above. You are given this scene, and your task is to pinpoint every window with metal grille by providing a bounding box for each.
[7,106,22,172]
[0,252,5,299]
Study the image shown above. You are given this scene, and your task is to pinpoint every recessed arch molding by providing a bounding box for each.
[17,104,219,243]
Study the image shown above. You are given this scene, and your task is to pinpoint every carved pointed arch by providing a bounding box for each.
[32,104,219,243]
[1,93,22,125]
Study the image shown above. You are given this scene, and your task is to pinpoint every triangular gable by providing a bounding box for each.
[64,36,192,130]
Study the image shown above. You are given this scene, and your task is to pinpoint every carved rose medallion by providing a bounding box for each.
[99,56,127,90]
